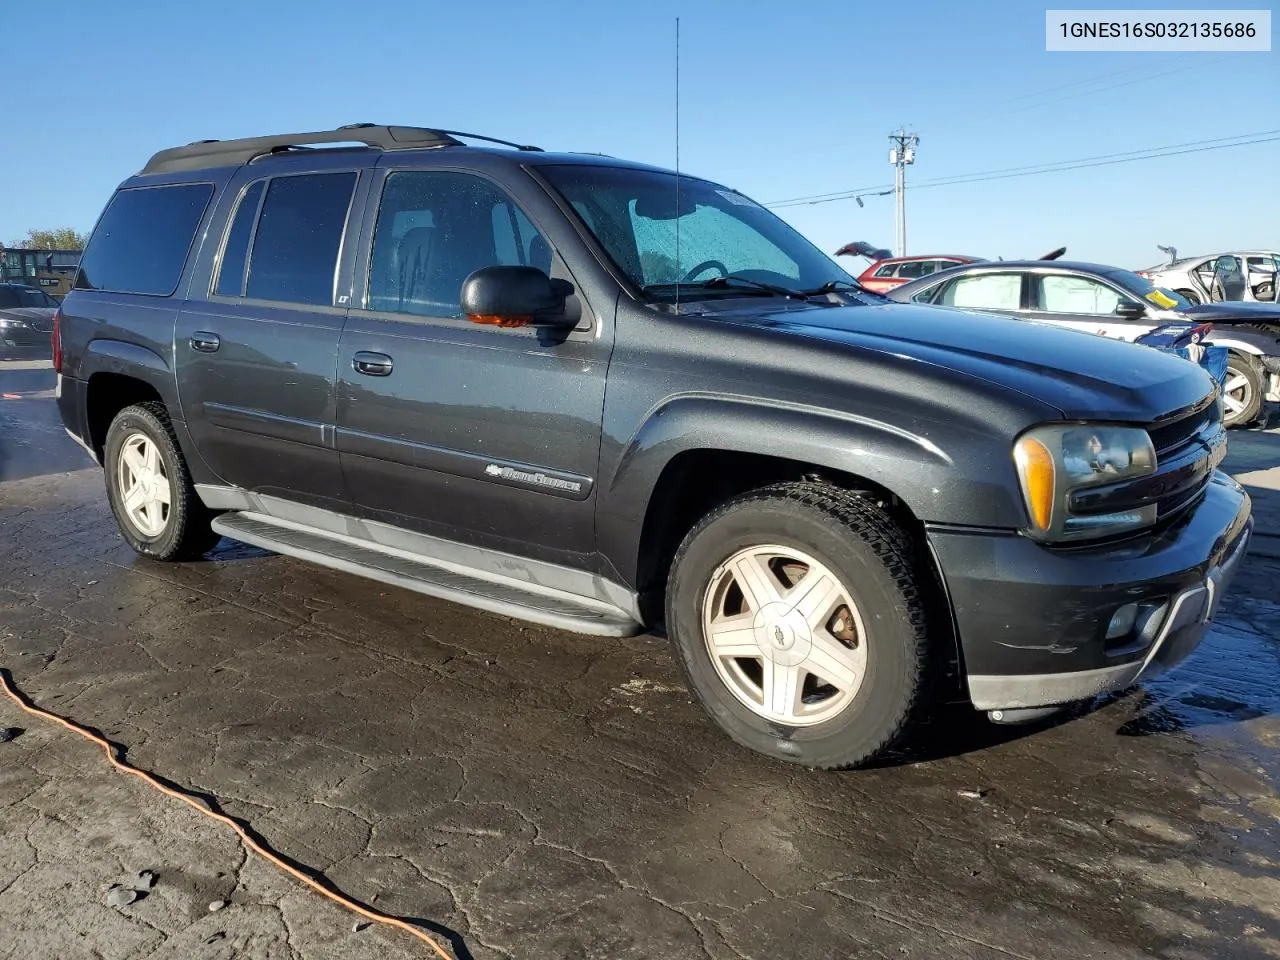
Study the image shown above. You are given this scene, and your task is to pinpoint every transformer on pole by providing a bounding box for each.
[888,129,919,257]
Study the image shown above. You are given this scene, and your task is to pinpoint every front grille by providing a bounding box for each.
[1148,392,1218,457]
[1070,391,1223,525]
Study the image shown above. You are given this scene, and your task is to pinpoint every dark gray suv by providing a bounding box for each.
[55,125,1252,767]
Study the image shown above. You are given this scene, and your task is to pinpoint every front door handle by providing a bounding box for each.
[190,331,221,353]
[352,351,394,377]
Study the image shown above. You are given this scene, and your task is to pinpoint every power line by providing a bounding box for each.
[765,130,1280,209]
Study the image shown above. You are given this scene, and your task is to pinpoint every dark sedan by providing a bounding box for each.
[888,260,1280,427]
[0,283,58,355]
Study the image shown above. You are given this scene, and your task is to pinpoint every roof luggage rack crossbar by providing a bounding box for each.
[141,124,468,175]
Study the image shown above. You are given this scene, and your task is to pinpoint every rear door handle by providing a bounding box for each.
[190,331,221,353]
[352,351,394,377]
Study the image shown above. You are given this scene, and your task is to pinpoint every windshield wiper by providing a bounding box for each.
[641,279,788,300]
[797,279,871,296]
[701,276,803,298]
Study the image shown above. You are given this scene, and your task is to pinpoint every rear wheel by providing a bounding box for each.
[1222,354,1263,428]
[104,402,222,560]
[665,482,935,769]
[1174,288,1201,305]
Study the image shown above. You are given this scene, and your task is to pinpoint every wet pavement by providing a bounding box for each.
[1,360,1278,960]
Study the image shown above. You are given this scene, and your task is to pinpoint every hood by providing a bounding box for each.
[1182,301,1280,327]
[752,301,1212,422]
[0,307,55,333]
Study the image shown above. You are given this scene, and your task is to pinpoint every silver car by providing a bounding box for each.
[0,283,58,354]
[1139,250,1280,305]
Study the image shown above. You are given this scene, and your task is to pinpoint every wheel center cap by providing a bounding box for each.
[752,603,812,667]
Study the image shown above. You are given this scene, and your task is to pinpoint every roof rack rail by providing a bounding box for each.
[140,124,465,175]
[434,130,543,152]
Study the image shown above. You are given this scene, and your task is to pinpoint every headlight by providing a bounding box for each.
[0,318,31,329]
[1013,424,1156,542]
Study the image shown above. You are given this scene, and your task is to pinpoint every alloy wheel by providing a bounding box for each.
[701,544,868,726]
[1223,370,1254,424]
[117,432,172,537]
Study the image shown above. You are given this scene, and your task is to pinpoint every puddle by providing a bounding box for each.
[1124,605,1280,780]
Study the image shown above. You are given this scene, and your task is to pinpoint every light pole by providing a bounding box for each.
[888,129,918,257]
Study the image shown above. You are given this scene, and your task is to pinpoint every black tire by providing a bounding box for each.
[103,402,222,561]
[1174,288,1201,305]
[1223,353,1263,428]
[665,482,936,769]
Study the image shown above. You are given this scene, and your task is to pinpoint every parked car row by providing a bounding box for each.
[885,259,1280,427]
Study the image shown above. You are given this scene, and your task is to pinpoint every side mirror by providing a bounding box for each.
[1114,301,1147,320]
[460,266,575,329]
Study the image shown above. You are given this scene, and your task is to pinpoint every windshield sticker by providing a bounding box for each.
[716,189,757,207]
[1145,290,1178,310]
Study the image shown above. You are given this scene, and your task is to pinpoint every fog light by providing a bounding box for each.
[1135,601,1170,646]
[1106,603,1139,640]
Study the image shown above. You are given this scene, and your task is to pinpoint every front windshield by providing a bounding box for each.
[1105,269,1191,309]
[539,164,854,301]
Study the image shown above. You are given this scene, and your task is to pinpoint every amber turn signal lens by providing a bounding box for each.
[1014,436,1055,531]
[467,314,532,328]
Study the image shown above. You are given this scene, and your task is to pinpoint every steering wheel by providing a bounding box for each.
[681,260,729,283]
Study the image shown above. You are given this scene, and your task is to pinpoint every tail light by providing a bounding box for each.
[51,308,62,373]
[1136,271,1151,279]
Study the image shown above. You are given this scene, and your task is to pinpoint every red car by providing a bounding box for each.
[850,254,983,294]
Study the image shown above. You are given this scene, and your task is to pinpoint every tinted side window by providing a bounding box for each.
[245,173,356,305]
[215,180,265,297]
[366,172,551,317]
[76,183,214,295]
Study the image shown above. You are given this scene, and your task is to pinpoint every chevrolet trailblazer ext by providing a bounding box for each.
[55,125,1252,767]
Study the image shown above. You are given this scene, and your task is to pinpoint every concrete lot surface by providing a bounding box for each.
[2,361,1279,959]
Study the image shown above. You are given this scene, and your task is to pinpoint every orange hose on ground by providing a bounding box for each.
[0,669,454,960]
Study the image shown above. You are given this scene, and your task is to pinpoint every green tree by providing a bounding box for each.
[11,227,89,250]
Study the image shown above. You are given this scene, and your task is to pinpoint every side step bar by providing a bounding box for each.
[211,512,644,637]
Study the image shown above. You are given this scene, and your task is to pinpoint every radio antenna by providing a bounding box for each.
[674,16,681,314]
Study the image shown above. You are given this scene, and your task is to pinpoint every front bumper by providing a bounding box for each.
[929,472,1252,711]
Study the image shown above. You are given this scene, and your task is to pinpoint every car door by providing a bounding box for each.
[1244,255,1277,302]
[335,163,609,567]
[1022,271,1153,341]
[1211,255,1246,301]
[175,154,373,510]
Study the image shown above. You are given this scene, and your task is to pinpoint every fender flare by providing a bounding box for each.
[597,393,1025,587]
[81,339,180,412]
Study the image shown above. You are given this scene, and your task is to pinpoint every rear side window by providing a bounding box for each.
[75,183,214,296]
[215,180,265,297]
[244,173,356,305]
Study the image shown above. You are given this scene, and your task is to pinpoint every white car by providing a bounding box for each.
[1139,250,1279,305]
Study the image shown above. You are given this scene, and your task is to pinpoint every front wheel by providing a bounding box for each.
[665,482,936,769]
[1222,354,1263,428]
[104,402,222,560]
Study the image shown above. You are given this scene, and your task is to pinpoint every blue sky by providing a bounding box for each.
[2,0,1275,268]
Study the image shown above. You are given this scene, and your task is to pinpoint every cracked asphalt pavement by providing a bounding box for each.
[2,359,1279,959]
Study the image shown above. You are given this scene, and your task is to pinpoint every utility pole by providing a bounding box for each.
[888,129,918,257]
